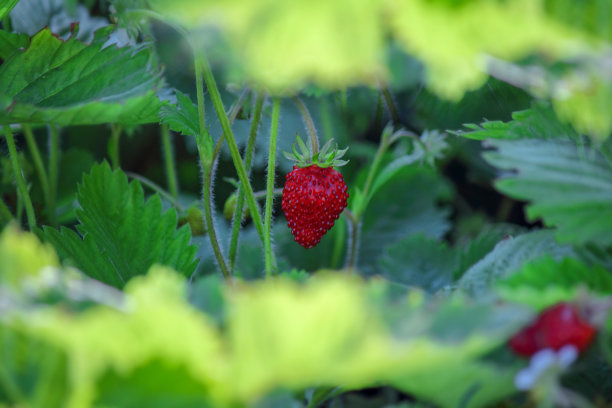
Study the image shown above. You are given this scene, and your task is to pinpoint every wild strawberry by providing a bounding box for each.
[281,136,349,248]
[509,303,596,357]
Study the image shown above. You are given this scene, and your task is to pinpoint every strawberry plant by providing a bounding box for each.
[1,0,612,407]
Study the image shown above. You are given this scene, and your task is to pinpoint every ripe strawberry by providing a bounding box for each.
[282,165,348,248]
[281,136,349,248]
[509,303,596,357]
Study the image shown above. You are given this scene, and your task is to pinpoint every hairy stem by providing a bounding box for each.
[229,92,265,271]
[108,124,121,170]
[198,53,268,251]
[343,209,360,271]
[48,125,60,226]
[211,89,249,162]
[160,124,179,200]
[3,126,36,229]
[381,85,400,124]
[264,98,281,277]
[22,125,50,206]
[293,96,319,154]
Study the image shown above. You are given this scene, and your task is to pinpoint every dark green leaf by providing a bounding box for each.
[0,27,167,126]
[159,90,200,137]
[0,0,18,20]
[485,138,612,246]
[0,30,29,59]
[39,162,198,288]
[457,230,574,296]
[378,234,456,293]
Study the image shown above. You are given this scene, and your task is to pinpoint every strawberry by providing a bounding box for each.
[509,303,596,357]
[281,136,349,248]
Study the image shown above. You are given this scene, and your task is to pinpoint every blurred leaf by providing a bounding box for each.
[458,230,574,296]
[148,0,386,93]
[0,27,167,126]
[453,105,579,141]
[545,0,612,42]
[0,30,29,59]
[484,138,612,246]
[377,234,456,293]
[496,256,612,309]
[159,90,200,137]
[0,325,69,408]
[39,162,198,288]
[10,0,108,42]
[0,225,58,289]
[359,165,452,276]
[0,0,18,20]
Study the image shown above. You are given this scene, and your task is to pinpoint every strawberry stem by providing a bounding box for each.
[160,124,179,201]
[264,98,281,278]
[48,124,60,227]
[294,96,319,155]
[229,92,265,272]
[3,125,36,229]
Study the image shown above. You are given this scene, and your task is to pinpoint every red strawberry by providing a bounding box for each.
[281,135,349,249]
[282,165,348,248]
[509,303,596,357]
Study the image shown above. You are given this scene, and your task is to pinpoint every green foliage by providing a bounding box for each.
[497,257,612,309]
[159,90,200,137]
[485,138,612,246]
[458,230,574,296]
[39,162,198,288]
[0,26,167,126]
[0,30,28,59]
[0,0,18,19]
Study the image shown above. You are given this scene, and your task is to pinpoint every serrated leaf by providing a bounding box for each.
[496,257,612,309]
[0,30,29,59]
[453,105,580,141]
[159,90,200,137]
[457,230,574,296]
[359,166,452,276]
[0,27,167,126]
[378,234,456,293]
[485,138,612,246]
[39,162,198,288]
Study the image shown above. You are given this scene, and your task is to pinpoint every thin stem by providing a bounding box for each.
[381,85,400,124]
[125,172,183,210]
[3,126,36,229]
[264,98,281,277]
[229,92,265,270]
[293,96,319,154]
[211,89,249,162]
[48,125,60,226]
[198,52,268,249]
[194,48,213,164]
[160,124,179,200]
[0,197,13,225]
[108,124,122,170]
[199,144,231,281]
[343,209,360,271]
[22,124,50,204]
[356,139,389,218]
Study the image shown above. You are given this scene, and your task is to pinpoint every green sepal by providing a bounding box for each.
[283,134,349,169]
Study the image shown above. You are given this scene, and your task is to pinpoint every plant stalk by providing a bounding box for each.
[3,126,36,229]
[381,85,400,124]
[293,96,319,154]
[0,197,13,225]
[22,124,50,205]
[160,124,179,200]
[48,125,60,226]
[264,98,281,277]
[229,92,265,271]
[108,124,122,170]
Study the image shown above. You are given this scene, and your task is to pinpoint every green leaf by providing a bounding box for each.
[457,230,574,296]
[496,257,612,309]
[0,27,167,126]
[39,162,198,288]
[453,105,580,141]
[0,30,29,59]
[159,90,200,137]
[377,234,456,293]
[359,166,452,276]
[484,138,612,246]
[0,0,18,20]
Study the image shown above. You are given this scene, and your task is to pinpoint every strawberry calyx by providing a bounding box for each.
[282,134,348,168]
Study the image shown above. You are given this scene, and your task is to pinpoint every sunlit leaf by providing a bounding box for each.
[159,90,199,137]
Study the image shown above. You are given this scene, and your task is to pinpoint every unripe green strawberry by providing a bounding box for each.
[281,135,349,249]
[282,165,348,248]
